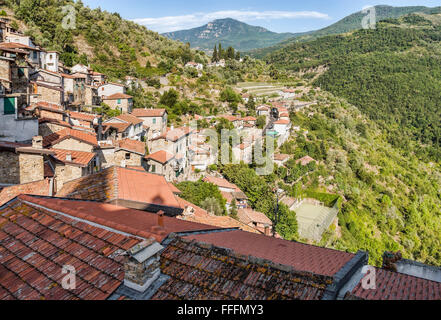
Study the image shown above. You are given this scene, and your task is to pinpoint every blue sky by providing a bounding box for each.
[82,0,441,33]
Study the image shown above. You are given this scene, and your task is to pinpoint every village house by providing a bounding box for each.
[98,138,146,169]
[42,127,98,154]
[98,82,126,97]
[149,126,194,180]
[144,150,177,182]
[131,108,167,145]
[296,155,317,166]
[102,92,133,114]
[48,148,97,192]
[280,88,297,99]
[185,61,203,71]
[203,175,248,210]
[38,117,72,137]
[84,84,101,106]
[68,111,100,129]
[29,68,62,88]
[272,119,292,145]
[30,81,64,106]
[91,71,106,86]
[257,104,271,117]
[274,153,290,167]
[27,101,66,122]
[0,137,53,186]
[103,113,144,141]
[233,142,253,164]
[237,207,274,235]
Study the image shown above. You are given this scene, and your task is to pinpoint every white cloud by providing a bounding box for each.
[132,10,330,33]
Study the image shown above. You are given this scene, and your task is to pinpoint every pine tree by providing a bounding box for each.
[212,45,218,62]
[218,43,224,60]
[226,46,235,60]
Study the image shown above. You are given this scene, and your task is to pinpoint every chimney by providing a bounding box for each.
[124,239,164,293]
[32,136,43,149]
[158,210,164,228]
[264,224,271,237]
[65,154,72,162]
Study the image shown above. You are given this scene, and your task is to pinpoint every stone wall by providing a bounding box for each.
[54,163,83,192]
[0,59,11,91]
[114,150,142,167]
[39,109,64,121]
[52,138,94,153]
[33,85,62,105]
[39,122,68,137]
[19,153,44,184]
[0,151,20,184]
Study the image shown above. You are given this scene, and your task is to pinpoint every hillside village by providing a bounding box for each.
[0,9,441,301]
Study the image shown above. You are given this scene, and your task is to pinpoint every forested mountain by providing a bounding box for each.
[163,18,294,53]
[265,13,441,162]
[3,0,208,80]
[250,5,441,57]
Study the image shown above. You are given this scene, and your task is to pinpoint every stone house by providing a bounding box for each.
[98,138,146,169]
[144,150,176,182]
[30,69,62,87]
[30,81,64,106]
[131,108,167,145]
[84,85,100,106]
[274,154,290,167]
[0,137,54,186]
[30,101,66,121]
[102,122,133,141]
[42,51,59,73]
[68,111,100,129]
[38,118,73,137]
[149,126,194,179]
[103,114,144,141]
[48,148,97,192]
[102,93,133,114]
[0,56,13,94]
[98,82,125,98]
[91,71,106,86]
[233,142,253,164]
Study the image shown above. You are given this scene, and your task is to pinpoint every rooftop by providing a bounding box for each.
[203,176,241,192]
[145,150,175,164]
[0,195,144,300]
[50,149,96,167]
[131,108,167,118]
[43,128,98,148]
[184,230,355,277]
[103,93,133,100]
[57,167,183,215]
[152,236,333,300]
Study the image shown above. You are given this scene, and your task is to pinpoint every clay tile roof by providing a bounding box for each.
[273,119,290,125]
[43,128,98,148]
[0,42,39,51]
[219,115,239,122]
[0,179,51,206]
[296,156,316,166]
[152,236,334,300]
[70,73,87,79]
[114,114,143,125]
[50,149,96,167]
[44,162,54,178]
[241,116,257,121]
[238,208,272,226]
[151,127,193,142]
[203,176,241,192]
[0,196,144,300]
[38,118,72,129]
[33,102,65,114]
[103,93,133,100]
[68,111,100,122]
[116,139,145,155]
[102,122,131,134]
[131,108,167,117]
[145,150,175,164]
[17,195,222,243]
[274,154,290,161]
[57,167,184,213]
[184,230,355,277]
[346,268,441,300]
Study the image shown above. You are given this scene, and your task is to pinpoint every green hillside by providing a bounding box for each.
[163,18,295,53]
[265,14,441,162]
[3,0,208,80]
[250,5,441,58]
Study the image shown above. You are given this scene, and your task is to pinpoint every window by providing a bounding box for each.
[152,118,156,124]
[117,99,121,104]
[33,51,37,59]
[3,97,15,115]
[151,165,156,173]
[125,153,131,160]
[18,68,24,78]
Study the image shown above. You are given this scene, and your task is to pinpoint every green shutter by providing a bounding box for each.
[4,97,15,115]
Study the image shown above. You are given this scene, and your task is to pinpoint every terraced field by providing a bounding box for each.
[236,82,285,97]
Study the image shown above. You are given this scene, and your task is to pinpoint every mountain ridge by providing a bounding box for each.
[163,18,294,53]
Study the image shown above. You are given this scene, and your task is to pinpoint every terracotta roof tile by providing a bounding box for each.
[102,122,131,134]
[131,108,166,117]
[43,128,98,148]
[145,150,175,164]
[116,139,145,155]
[68,111,100,122]
[57,167,181,210]
[103,93,132,100]
[0,196,144,300]
[151,127,194,142]
[50,149,96,167]
[203,176,241,192]
[237,208,272,226]
[152,237,333,300]
[184,230,355,277]
[346,268,441,300]
[113,114,143,126]
[0,180,51,206]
